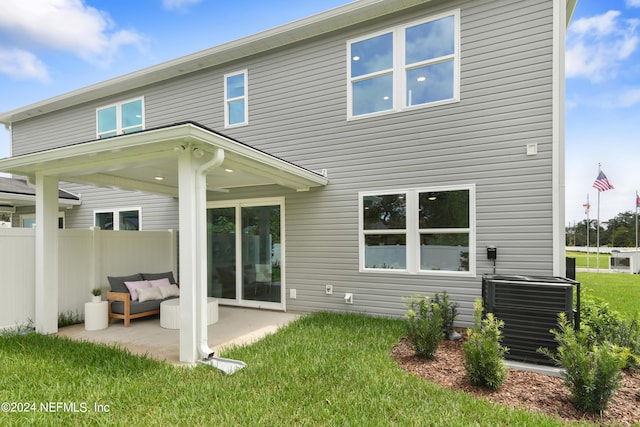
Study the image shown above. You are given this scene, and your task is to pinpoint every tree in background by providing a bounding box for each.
[566,211,637,247]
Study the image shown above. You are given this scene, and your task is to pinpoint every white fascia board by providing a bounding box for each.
[0,192,80,207]
[185,125,329,188]
[0,0,430,125]
[0,123,328,191]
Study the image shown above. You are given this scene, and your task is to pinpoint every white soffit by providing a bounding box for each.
[0,123,328,195]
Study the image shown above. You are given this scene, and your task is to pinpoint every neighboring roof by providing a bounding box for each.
[0,0,579,126]
[0,176,80,208]
[0,122,328,196]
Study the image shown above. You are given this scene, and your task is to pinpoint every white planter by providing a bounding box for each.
[92,295,102,303]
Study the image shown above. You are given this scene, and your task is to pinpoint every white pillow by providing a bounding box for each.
[124,280,151,301]
[149,278,171,287]
[159,284,180,298]
[136,286,164,302]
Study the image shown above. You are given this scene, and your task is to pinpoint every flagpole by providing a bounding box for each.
[597,190,601,271]
[592,164,614,272]
[636,190,640,251]
[586,194,590,269]
[596,163,601,272]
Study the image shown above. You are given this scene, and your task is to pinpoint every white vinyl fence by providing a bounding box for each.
[0,228,178,330]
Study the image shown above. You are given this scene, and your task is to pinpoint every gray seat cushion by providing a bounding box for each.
[141,271,176,284]
[107,273,144,294]
[109,296,177,315]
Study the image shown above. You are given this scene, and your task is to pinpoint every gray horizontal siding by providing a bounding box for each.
[61,183,179,231]
[8,0,557,324]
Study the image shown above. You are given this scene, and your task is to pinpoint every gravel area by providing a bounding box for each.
[391,333,640,426]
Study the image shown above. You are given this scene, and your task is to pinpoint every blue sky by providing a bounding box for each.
[0,0,639,226]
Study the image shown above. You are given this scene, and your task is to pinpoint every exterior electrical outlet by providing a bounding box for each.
[325,284,333,295]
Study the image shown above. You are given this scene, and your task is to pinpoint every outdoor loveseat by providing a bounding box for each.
[106,272,179,327]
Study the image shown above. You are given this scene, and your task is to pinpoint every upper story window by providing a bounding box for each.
[348,10,459,119]
[359,185,474,275]
[224,70,248,127]
[97,98,144,139]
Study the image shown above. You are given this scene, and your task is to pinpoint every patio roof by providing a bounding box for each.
[0,121,328,194]
[0,121,327,364]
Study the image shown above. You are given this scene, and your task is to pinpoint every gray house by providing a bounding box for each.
[0,0,576,362]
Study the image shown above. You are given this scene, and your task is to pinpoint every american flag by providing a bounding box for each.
[592,171,614,192]
[636,191,640,208]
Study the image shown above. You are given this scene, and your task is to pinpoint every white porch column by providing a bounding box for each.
[178,148,198,363]
[34,173,59,334]
[177,147,224,363]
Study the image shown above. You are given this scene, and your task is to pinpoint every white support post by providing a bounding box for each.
[178,148,198,363]
[34,173,59,334]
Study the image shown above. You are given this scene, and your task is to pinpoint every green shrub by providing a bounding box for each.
[58,310,82,327]
[462,299,509,390]
[432,291,459,339]
[540,313,629,414]
[580,290,640,369]
[404,294,444,359]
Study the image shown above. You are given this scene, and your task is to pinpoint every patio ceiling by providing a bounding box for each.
[0,122,328,196]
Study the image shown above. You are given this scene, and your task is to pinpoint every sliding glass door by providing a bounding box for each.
[207,199,283,309]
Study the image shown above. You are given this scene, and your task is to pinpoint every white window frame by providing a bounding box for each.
[20,212,66,229]
[207,197,285,311]
[358,184,475,276]
[96,97,145,138]
[224,70,248,128]
[347,9,460,120]
[94,207,142,231]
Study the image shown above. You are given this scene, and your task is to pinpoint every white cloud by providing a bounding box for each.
[626,0,640,8]
[616,87,640,107]
[0,0,143,71]
[566,10,640,82]
[0,48,49,81]
[162,0,201,11]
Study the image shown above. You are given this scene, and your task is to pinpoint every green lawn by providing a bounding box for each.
[577,272,640,318]
[0,313,585,426]
[566,251,610,269]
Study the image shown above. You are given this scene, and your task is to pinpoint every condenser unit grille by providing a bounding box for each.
[482,275,579,366]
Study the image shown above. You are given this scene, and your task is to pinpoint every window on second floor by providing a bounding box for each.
[348,10,459,119]
[224,70,248,127]
[96,98,144,139]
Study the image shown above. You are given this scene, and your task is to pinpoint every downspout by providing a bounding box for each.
[195,147,224,359]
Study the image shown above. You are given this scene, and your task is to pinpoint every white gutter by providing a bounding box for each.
[196,148,225,360]
[193,147,247,374]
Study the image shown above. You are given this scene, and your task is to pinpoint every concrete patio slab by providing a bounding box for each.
[56,306,302,365]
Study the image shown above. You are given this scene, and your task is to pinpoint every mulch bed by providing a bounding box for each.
[390,333,640,426]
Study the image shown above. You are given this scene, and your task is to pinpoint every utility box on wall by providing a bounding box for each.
[482,275,580,366]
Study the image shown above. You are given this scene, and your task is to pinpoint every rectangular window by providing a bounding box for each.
[224,70,248,127]
[94,208,141,231]
[96,98,144,139]
[348,10,459,118]
[20,212,65,229]
[359,185,474,275]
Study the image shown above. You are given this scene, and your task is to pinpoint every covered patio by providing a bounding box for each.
[0,121,327,364]
[56,306,302,364]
